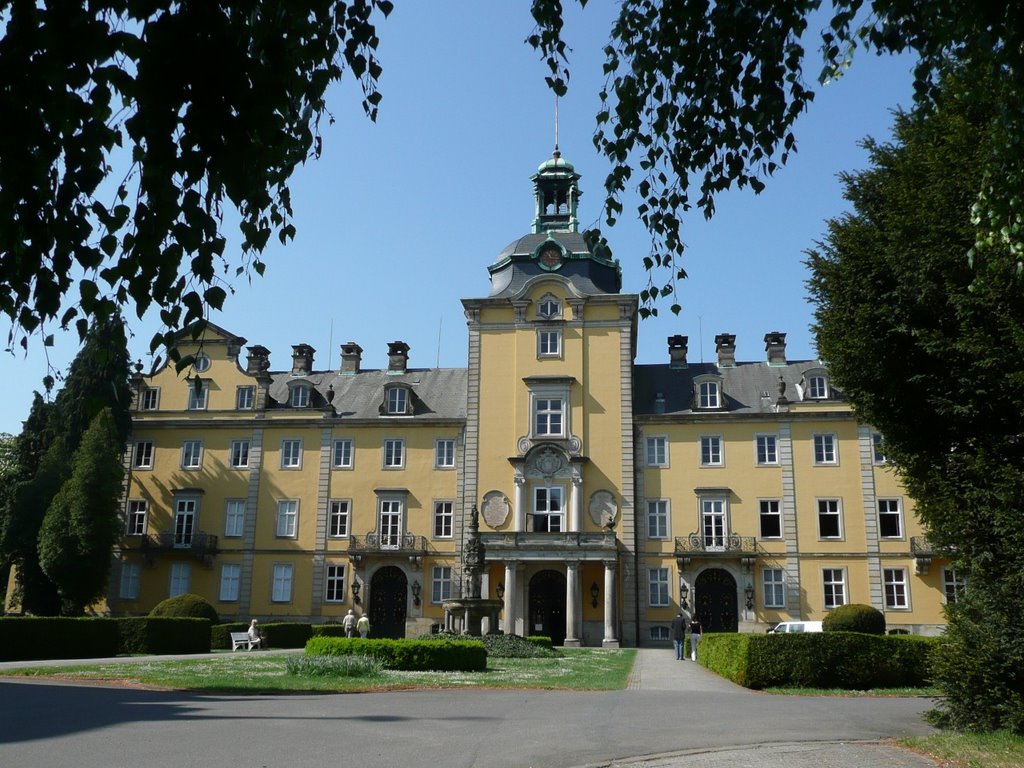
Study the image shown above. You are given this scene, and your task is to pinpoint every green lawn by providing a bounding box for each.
[3,647,636,694]
[901,731,1024,768]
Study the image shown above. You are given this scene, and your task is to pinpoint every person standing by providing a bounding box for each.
[356,613,370,639]
[688,616,703,662]
[670,611,687,660]
[343,609,357,638]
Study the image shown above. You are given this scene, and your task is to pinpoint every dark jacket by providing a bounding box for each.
[671,613,686,640]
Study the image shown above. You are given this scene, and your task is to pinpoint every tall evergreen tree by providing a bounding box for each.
[807,62,1024,733]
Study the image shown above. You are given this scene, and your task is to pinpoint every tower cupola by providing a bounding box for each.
[531,147,581,234]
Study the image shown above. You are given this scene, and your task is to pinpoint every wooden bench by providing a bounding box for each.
[231,631,261,651]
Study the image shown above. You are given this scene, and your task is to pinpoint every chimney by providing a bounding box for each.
[667,335,688,369]
[715,333,737,367]
[291,344,315,375]
[340,342,362,375]
[245,345,271,375]
[387,341,410,373]
[764,331,787,365]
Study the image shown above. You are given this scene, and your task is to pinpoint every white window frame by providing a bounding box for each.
[878,498,904,539]
[187,385,208,411]
[817,498,843,539]
[332,438,354,469]
[134,440,154,469]
[433,501,454,539]
[236,386,254,410]
[328,500,350,538]
[224,499,245,538]
[271,563,294,603]
[325,564,346,603]
[173,498,198,546]
[386,387,409,415]
[378,498,404,548]
[755,434,778,465]
[537,329,562,358]
[698,380,721,409]
[534,397,564,437]
[883,568,909,609]
[290,385,310,408]
[276,499,299,538]
[193,353,211,372]
[700,435,724,467]
[649,626,670,641]
[219,563,241,602]
[537,296,561,319]
[230,439,250,469]
[532,484,565,533]
[823,568,847,609]
[126,499,148,536]
[762,568,786,608]
[169,562,191,597]
[872,432,887,464]
[280,439,302,469]
[648,568,670,607]
[383,438,405,469]
[646,499,669,540]
[700,497,728,550]
[140,387,160,411]
[943,568,965,604]
[807,375,829,399]
[435,439,456,469]
[431,565,453,603]
[646,436,668,467]
[813,433,838,465]
[759,499,782,539]
[119,563,141,599]
[180,440,203,470]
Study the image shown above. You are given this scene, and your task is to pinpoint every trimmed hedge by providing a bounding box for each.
[0,617,120,661]
[262,622,313,648]
[526,635,553,650]
[117,617,212,655]
[212,622,249,650]
[305,636,487,671]
[311,624,349,638]
[823,603,886,635]
[701,631,939,689]
[149,593,219,623]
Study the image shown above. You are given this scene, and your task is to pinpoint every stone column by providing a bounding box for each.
[603,560,619,647]
[570,473,583,532]
[503,561,518,635]
[565,561,581,647]
[514,475,526,532]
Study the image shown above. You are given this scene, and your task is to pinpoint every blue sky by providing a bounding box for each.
[0,3,917,435]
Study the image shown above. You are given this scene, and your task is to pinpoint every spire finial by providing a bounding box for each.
[553,94,560,158]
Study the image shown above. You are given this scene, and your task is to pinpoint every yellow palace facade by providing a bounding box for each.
[110,151,954,646]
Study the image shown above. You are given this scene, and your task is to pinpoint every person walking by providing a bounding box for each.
[688,616,703,662]
[343,609,357,638]
[356,613,370,639]
[670,611,686,660]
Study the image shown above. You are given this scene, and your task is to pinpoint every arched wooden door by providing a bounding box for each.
[528,570,567,646]
[369,566,408,639]
[694,568,738,632]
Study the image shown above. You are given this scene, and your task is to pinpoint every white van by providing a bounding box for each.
[768,621,823,634]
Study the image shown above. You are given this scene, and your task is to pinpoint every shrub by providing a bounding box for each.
[484,633,558,658]
[0,617,120,661]
[526,635,554,651]
[149,594,219,623]
[262,622,313,648]
[211,622,248,650]
[305,636,487,671]
[286,654,383,678]
[822,603,886,635]
[311,624,349,638]
[117,617,211,655]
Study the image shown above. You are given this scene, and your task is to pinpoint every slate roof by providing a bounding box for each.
[633,360,842,416]
[487,231,622,297]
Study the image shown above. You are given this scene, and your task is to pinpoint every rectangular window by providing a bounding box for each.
[698,381,720,409]
[646,436,668,467]
[808,376,828,399]
[126,500,148,536]
[219,563,241,602]
[276,499,298,538]
[169,562,191,597]
[119,563,141,599]
[872,432,887,464]
[433,501,454,538]
[532,485,564,533]
[272,563,293,603]
[763,568,786,608]
[236,386,254,410]
[173,499,197,546]
[701,498,727,549]
[180,440,202,469]
[646,500,669,539]
[878,499,903,538]
[944,569,965,604]
[328,500,350,538]
[134,441,154,469]
[140,387,159,411]
[281,439,302,469]
[224,499,245,538]
[187,386,208,411]
[379,499,403,548]
[817,499,842,539]
[538,329,562,357]
[290,386,310,408]
[383,438,405,468]
[823,568,846,609]
[648,568,670,607]
[756,434,778,465]
[813,434,838,465]
[332,438,354,469]
[431,565,453,603]
[435,439,456,468]
[534,398,564,436]
[325,565,346,602]
[230,440,250,469]
[700,435,723,466]
[649,626,670,641]
[386,387,408,414]
[759,499,782,539]
[884,568,909,609]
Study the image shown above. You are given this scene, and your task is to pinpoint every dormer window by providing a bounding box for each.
[694,376,723,410]
[386,386,410,415]
[538,294,562,319]
[807,375,828,399]
[290,385,310,408]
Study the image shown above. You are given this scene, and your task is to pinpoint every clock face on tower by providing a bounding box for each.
[538,245,563,270]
